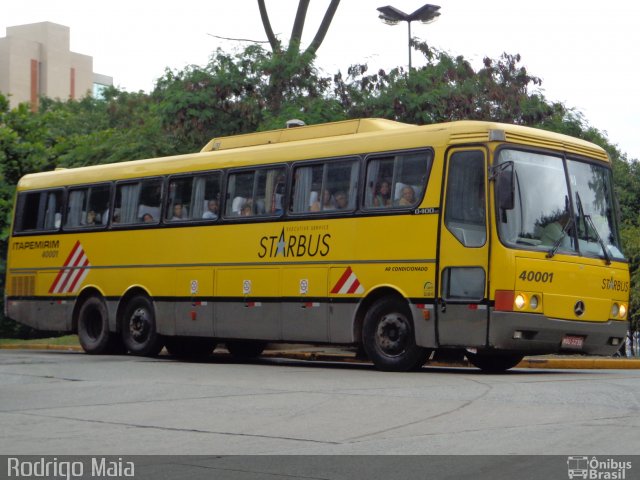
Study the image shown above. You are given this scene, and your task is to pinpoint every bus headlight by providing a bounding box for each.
[611,303,619,318]
[529,295,539,310]
[514,294,526,309]
[619,304,627,319]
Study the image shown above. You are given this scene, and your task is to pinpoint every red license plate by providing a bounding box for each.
[561,335,585,350]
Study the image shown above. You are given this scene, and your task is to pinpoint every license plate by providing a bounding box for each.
[561,335,585,350]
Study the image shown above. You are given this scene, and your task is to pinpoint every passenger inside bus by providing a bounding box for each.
[334,191,349,209]
[85,210,97,225]
[202,199,219,219]
[373,181,392,207]
[240,200,254,216]
[397,185,416,206]
[170,203,187,221]
[231,196,246,215]
[310,190,334,211]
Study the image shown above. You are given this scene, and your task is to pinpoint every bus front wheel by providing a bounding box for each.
[362,297,430,372]
[77,296,121,354]
[121,296,164,356]
[466,351,524,373]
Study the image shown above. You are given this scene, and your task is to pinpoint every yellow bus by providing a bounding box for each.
[4,118,630,372]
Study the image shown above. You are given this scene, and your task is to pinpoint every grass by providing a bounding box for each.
[0,334,80,346]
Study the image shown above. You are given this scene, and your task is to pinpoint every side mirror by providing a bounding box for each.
[496,164,515,210]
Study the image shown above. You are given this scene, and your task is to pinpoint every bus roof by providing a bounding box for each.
[200,118,414,152]
[17,119,609,191]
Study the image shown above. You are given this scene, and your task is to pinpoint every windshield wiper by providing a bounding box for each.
[584,214,612,265]
[546,215,575,259]
[575,191,611,264]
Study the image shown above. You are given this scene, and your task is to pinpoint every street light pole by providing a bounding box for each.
[407,20,412,70]
[377,4,441,71]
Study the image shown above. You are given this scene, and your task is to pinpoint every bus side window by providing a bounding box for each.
[115,178,162,225]
[365,151,432,209]
[66,185,110,228]
[165,172,222,222]
[226,168,285,218]
[14,189,63,233]
[291,159,358,214]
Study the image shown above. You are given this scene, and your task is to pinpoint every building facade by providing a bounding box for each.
[0,22,113,109]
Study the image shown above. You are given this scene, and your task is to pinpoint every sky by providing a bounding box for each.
[3,0,639,160]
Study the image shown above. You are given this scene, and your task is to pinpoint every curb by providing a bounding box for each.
[0,344,83,352]
[263,351,640,369]
[517,358,640,370]
[1,344,639,369]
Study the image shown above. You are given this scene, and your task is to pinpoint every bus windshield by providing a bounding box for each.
[496,149,625,261]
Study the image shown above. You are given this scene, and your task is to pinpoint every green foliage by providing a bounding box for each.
[334,45,564,126]
[153,47,267,152]
[153,45,342,148]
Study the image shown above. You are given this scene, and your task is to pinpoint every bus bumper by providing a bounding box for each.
[489,311,628,356]
[5,298,73,332]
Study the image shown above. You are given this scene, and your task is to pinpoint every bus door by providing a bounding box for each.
[437,148,490,347]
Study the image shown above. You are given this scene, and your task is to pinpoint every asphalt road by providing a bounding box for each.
[1,349,639,458]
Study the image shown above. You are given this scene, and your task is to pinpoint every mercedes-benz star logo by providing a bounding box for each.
[574,300,586,317]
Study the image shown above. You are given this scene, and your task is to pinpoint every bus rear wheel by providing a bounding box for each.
[226,340,267,359]
[466,351,524,373]
[362,297,430,372]
[77,296,121,354]
[121,296,164,356]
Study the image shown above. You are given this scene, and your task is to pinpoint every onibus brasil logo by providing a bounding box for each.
[567,456,632,479]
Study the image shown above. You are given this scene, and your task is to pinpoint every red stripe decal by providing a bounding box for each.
[346,278,361,294]
[57,249,86,293]
[331,267,353,294]
[67,257,90,293]
[49,241,81,293]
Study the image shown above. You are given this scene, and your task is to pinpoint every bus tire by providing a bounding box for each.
[466,351,524,373]
[77,296,120,354]
[165,336,216,359]
[226,340,267,359]
[121,296,164,356]
[362,297,430,372]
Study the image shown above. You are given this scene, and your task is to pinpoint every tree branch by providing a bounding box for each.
[289,0,310,53]
[305,0,340,57]
[257,0,281,53]
[207,33,270,44]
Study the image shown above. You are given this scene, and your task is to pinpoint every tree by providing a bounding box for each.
[257,0,340,114]
[153,44,342,146]
[333,44,564,127]
[258,0,340,57]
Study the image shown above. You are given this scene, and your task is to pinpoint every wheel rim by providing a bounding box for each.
[375,312,410,357]
[128,307,151,344]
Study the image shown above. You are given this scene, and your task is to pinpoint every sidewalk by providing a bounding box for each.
[2,342,640,369]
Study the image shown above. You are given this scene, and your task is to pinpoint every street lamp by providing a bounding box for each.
[377,4,441,70]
